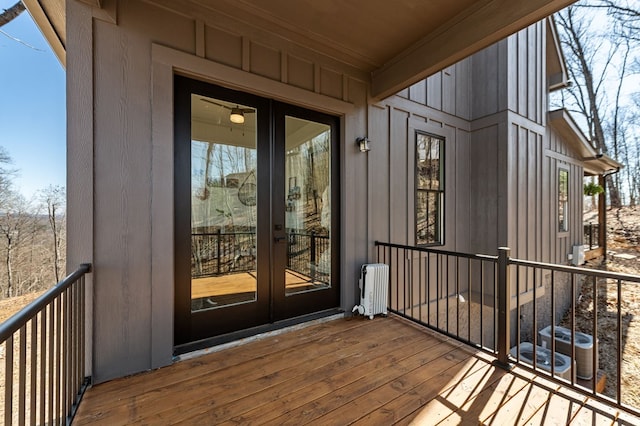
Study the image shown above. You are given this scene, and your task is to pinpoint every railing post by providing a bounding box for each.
[310,231,316,267]
[216,229,221,275]
[495,247,512,370]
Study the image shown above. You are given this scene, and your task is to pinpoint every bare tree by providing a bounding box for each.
[598,0,640,40]
[39,185,65,282]
[0,189,35,297]
[555,5,627,206]
[0,147,16,195]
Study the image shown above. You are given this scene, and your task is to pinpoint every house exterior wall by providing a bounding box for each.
[67,0,586,382]
[67,0,370,383]
[368,21,586,345]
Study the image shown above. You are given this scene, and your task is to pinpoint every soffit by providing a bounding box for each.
[584,155,623,175]
[190,0,478,70]
[549,109,597,159]
[184,0,577,98]
[23,0,65,66]
[40,0,576,97]
[546,16,569,91]
[549,109,623,175]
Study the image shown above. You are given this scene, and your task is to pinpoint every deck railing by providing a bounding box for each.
[0,263,92,426]
[287,232,330,282]
[509,257,640,414]
[584,223,600,250]
[192,231,330,281]
[376,241,640,416]
[375,242,500,355]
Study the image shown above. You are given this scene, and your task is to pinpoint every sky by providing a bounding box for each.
[0,2,66,199]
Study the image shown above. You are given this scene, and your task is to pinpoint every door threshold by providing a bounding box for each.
[173,308,344,360]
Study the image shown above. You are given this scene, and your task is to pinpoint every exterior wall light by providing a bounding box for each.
[357,137,370,152]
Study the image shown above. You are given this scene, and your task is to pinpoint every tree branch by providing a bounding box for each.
[0,1,25,28]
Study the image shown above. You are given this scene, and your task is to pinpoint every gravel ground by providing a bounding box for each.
[575,206,640,408]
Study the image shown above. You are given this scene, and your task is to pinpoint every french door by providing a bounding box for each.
[174,76,340,347]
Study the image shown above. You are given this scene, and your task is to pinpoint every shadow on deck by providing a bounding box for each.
[73,316,640,425]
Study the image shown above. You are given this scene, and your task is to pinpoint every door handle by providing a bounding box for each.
[274,236,287,243]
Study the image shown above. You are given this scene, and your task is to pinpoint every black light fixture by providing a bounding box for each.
[356,137,370,153]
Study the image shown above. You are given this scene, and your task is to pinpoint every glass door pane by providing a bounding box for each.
[190,94,257,311]
[284,116,332,295]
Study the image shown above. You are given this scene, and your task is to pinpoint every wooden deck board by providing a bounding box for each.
[140,320,432,425]
[73,316,640,425]
[191,270,324,299]
[182,323,443,425]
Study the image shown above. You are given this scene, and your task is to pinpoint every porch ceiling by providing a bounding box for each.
[36,0,576,98]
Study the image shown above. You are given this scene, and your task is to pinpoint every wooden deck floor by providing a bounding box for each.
[191,270,326,299]
[73,316,640,425]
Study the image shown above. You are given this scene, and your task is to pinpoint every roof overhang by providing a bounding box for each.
[36,0,576,98]
[549,109,623,175]
[546,16,569,91]
[370,0,577,99]
[22,0,66,67]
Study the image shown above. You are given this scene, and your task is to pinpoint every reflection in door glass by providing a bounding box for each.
[190,95,257,312]
[285,116,331,295]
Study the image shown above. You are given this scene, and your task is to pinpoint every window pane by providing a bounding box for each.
[416,190,441,245]
[558,169,569,232]
[415,132,444,245]
[416,134,441,190]
[284,116,332,295]
[190,94,257,312]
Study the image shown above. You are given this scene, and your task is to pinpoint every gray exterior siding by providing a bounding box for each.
[67,0,587,382]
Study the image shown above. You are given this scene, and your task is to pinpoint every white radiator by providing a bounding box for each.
[353,263,389,319]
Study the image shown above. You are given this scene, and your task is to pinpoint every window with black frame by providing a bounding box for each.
[415,132,444,246]
[558,168,569,232]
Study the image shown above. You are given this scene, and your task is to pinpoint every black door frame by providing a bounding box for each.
[174,75,340,349]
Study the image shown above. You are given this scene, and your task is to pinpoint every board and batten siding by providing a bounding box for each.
[68,0,370,383]
[470,21,547,124]
[370,98,473,256]
[506,118,585,268]
[68,0,585,384]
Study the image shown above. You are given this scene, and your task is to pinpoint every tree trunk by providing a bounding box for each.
[598,175,607,259]
[606,174,622,208]
[5,239,13,298]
